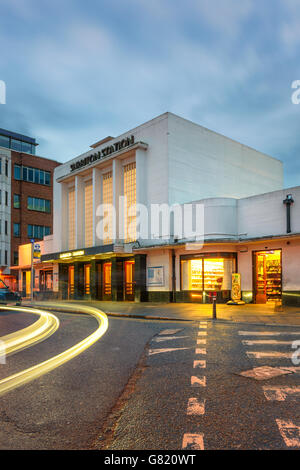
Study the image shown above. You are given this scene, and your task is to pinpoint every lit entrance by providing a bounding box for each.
[68,265,74,299]
[254,250,282,304]
[102,262,112,300]
[124,260,135,301]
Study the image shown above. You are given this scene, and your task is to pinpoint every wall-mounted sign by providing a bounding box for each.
[70,135,135,172]
[147,266,165,287]
[33,243,41,260]
[59,250,85,259]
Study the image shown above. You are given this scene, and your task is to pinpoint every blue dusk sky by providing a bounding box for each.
[1,0,300,187]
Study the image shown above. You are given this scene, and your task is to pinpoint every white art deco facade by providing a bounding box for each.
[40,112,300,305]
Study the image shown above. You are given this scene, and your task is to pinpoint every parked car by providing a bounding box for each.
[0,279,22,305]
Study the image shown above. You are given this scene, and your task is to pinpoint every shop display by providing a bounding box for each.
[255,251,282,303]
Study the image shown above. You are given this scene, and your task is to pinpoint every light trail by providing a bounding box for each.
[0,305,60,356]
[0,303,109,397]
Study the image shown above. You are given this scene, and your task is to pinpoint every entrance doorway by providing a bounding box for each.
[68,265,74,299]
[124,260,135,301]
[102,262,112,300]
[254,250,282,304]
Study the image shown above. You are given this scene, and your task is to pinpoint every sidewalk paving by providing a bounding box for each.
[23,300,300,327]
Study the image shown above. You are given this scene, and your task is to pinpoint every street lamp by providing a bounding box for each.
[283,194,294,234]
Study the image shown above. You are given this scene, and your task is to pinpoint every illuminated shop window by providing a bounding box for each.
[124,162,136,243]
[102,171,113,244]
[181,257,235,291]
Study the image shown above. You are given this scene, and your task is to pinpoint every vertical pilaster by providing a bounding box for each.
[93,168,101,246]
[113,159,123,242]
[111,257,118,301]
[58,263,68,300]
[74,262,84,299]
[90,259,97,300]
[134,254,147,302]
[75,175,85,249]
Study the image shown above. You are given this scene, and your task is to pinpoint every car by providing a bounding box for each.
[0,279,22,305]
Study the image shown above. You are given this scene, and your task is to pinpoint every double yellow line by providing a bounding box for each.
[0,303,109,397]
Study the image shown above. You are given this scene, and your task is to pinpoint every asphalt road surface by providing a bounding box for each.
[0,308,300,450]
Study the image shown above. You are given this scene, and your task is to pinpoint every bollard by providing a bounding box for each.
[212,295,217,320]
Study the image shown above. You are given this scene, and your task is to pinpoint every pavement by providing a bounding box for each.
[22,299,300,327]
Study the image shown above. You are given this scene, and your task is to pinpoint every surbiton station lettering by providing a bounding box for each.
[70,135,135,172]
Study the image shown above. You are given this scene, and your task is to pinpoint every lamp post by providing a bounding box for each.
[30,239,34,302]
[283,194,294,234]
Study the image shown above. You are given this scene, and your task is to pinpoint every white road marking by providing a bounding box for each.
[195,348,206,355]
[182,433,204,450]
[239,366,292,381]
[187,397,205,415]
[153,336,189,343]
[197,339,206,345]
[246,351,292,359]
[276,420,300,447]
[280,366,300,373]
[242,340,295,346]
[239,331,300,336]
[193,360,206,369]
[148,347,190,356]
[198,331,207,336]
[191,376,206,387]
[158,329,183,336]
[263,386,300,401]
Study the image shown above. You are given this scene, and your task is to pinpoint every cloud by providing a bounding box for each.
[193,0,254,36]
[0,0,299,186]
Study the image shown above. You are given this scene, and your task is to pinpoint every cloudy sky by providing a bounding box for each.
[1,0,300,186]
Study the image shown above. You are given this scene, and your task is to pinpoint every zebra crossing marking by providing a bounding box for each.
[263,386,300,401]
[182,433,204,450]
[276,420,300,448]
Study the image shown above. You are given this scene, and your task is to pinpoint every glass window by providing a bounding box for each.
[28,168,34,182]
[5,160,8,176]
[0,135,10,149]
[14,194,20,208]
[14,164,21,180]
[45,226,51,236]
[34,168,40,183]
[27,197,34,210]
[21,141,32,154]
[181,255,236,292]
[39,170,45,185]
[0,190,2,204]
[13,251,19,265]
[13,223,20,237]
[45,171,50,185]
[28,225,33,238]
[22,166,28,181]
[5,191,8,206]
[11,139,22,151]
[38,198,44,211]
[5,220,8,235]
[45,199,51,213]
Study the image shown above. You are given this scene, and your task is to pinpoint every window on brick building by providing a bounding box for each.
[14,194,20,208]
[13,223,20,237]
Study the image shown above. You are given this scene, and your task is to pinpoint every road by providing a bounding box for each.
[0,307,300,450]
